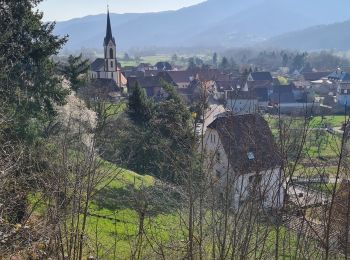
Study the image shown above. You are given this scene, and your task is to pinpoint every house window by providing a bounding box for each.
[110,48,114,58]
[216,152,221,163]
[247,152,255,160]
[344,89,348,94]
[111,61,113,68]
[249,174,262,184]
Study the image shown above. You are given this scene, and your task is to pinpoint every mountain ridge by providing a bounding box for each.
[53,0,350,51]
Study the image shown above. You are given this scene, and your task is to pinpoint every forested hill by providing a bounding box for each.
[53,0,350,51]
[263,20,350,51]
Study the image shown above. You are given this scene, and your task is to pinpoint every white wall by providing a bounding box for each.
[226,99,258,115]
[204,128,284,210]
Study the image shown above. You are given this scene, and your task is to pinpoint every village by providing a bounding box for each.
[3,1,350,259]
[83,9,350,255]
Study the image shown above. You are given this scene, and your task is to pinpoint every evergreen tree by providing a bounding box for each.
[229,57,239,71]
[128,82,154,124]
[123,53,131,61]
[282,53,289,67]
[213,52,218,67]
[0,0,69,141]
[61,54,90,92]
[220,57,229,70]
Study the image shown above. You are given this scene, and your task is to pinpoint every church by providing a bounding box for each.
[90,9,126,89]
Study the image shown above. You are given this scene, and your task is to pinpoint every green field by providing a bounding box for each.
[117,55,172,67]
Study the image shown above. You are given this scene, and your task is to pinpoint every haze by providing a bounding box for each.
[39,0,205,21]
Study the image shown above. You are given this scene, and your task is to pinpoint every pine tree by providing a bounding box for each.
[61,54,90,92]
[220,57,229,70]
[0,0,69,140]
[213,52,218,67]
[128,82,154,124]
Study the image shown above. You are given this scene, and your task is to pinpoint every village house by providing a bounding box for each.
[246,71,274,89]
[269,84,318,115]
[166,70,196,88]
[225,90,258,115]
[302,71,332,82]
[328,70,350,108]
[204,113,284,210]
[127,71,176,98]
[89,9,126,91]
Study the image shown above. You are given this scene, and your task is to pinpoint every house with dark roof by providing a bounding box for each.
[337,83,350,107]
[204,113,284,209]
[127,72,176,98]
[225,90,258,115]
[166,71,196,88]
[268,85,320,114]
[269,85,296,105]
[89,9,126,90]
[248,72,273,82]
[303,71,331,81]
[328,70,350,107]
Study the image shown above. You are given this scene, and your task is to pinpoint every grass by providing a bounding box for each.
[265,114,348,159]
[309,115,349,128]
[308,183,337,194]
[265,115,348,131]
[293,165,339,178]
[117,55,172,67]
[84,161,184,259]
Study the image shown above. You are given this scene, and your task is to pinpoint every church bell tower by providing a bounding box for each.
[104,8,117,72]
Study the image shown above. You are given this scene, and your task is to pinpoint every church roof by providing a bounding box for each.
[104,9,116,46]
[91,58,105,71]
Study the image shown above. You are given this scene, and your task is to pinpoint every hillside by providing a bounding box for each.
[264,20,350,51]
[54,0,350,51]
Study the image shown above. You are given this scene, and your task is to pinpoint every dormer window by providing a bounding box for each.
[216,152,221,163]
[247,152,255,160]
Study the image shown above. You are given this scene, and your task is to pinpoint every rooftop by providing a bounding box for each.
[208,114,281,174]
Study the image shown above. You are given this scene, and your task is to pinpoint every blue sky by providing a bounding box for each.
[38,0,205,21]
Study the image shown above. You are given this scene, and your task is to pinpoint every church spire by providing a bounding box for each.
[104,6,115,46]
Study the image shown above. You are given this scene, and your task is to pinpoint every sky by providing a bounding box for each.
[38,0,206,21]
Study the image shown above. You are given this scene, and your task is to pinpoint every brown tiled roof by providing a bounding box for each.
[196,69,231,82]
[208,114,281,174]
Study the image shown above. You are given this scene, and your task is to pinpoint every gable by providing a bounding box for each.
[208,114,281,174]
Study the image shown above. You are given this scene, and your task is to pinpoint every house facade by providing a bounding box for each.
[225,91,258,115]
[337,83,350,106]
[204,114,284,210]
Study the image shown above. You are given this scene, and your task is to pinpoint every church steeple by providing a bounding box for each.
[104,7,115,46]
